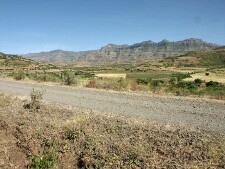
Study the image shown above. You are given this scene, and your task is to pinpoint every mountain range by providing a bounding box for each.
[23,38,220,64]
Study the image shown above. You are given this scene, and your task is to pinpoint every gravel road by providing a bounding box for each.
[0,79,225,133]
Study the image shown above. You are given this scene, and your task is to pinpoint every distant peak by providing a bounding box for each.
[134,40,156,45]
[52,49,63,52]
[101,43,129,50]
[182,38,204,42]
[106,44,117,47]
[158,39,170,45]
[101,44,116,50]
[143,40,155,43]
[160,39,170,43]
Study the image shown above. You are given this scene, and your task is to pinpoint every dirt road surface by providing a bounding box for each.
[0,79,224,133]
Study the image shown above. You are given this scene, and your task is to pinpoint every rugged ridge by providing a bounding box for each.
[23,49,94,64]
[23,38,220,64]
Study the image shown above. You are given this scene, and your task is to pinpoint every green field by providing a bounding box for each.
[126,72,174,80]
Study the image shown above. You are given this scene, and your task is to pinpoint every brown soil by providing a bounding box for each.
[0,93,224,168]
[0,117,30,168]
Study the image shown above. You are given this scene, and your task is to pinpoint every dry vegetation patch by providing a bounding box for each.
[185,72,225,84]
[0,93,224,168]
[96,73,126,79]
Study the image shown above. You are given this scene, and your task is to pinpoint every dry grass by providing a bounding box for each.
[0,93,224,168]
[185,72,225,83]
[160,67,206,73]
[96,73,126,79]
[62,114,225,168]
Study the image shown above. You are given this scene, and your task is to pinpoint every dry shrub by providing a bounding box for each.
[130,81,138,91]
[117,78,128,89]
[13,70,25,80]
[24,89,43,111]
[86,79,97,88]
[86,78,128,91]
[61,114,225,168]
[62,71,80,85]
[30,89,43,110]
[97,82,125,91]
[1,94,224,168]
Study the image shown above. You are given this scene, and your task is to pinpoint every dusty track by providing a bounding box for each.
[0,79,224,133]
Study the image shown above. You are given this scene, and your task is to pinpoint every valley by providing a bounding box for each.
[0,39,225,168]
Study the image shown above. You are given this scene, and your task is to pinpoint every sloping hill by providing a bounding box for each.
[162,46,225,68]
[23,49,93,64]
[0,52,39,70]
[23,38,219,64]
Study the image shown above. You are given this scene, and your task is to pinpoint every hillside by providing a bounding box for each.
[0,52,60,73]
[23,38,219,64]
[162,46,225,68]
[0,52,39,70]
[23,49,93,64]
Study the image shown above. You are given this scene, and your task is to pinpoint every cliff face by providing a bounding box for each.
[23,38,220,64]
[80,38,219,62]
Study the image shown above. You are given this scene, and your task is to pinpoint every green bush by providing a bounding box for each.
[151,80,164,87]
[200,85,225,99]
[29,89,43,111]
[30,147,57,169]
[177,81,186,88]
[177,81,198,90]
[206,81,220,87]
[187,82,198,90]
[169,77,177,85]
[172,73,192,82]
[13,70,25,80]
[136,78,151,85]
[165,79,225,98]
[75,71,95,78]
[61,71,79,85]
[27,72,61,83]
[64,127,79,143]
[194,78,205,87]
[0,72,8,78]
[118,78,128,89]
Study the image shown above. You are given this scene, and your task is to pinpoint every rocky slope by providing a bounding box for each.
[23,38,220,64]
[23,49,93,64]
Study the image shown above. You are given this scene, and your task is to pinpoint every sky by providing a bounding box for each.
[0,0,225,54]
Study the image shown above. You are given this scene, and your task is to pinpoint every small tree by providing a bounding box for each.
[30,88,43,111]
[61,71,79,85]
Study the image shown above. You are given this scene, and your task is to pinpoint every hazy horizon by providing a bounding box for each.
[18,38,222,55]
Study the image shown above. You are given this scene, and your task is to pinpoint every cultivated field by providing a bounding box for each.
[1,49,225,168]
[185,71,225,83]
[95,73,126,79]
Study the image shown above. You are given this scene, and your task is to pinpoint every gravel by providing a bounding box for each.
[0,79,224,133]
